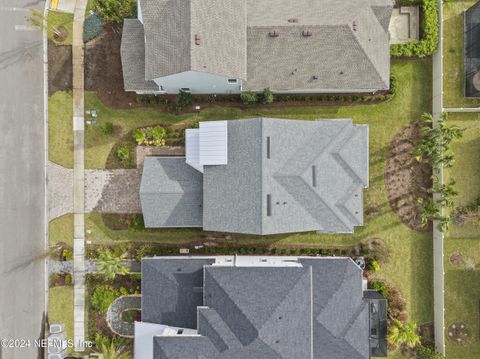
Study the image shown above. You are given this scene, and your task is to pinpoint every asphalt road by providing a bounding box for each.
[0,0,46,358]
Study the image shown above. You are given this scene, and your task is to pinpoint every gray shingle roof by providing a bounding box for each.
[120,19,159,92]
[142,256,384,359]
[140,157,203,227]
[140,0,247,80]
[126,0,392,92]
[202,118,369,235]
[142,257,215,328]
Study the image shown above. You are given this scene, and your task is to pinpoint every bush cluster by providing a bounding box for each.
[176,90,193,109]
[93,0,136,23]
[115,141,134,166]
[134,96,170,105]
[83,12,103,43]
[241,91,258,104]
[132,126,166,146]
[90,285,120,313]
[391,0,439,57]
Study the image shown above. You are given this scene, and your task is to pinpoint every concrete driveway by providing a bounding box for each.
[0,0,46,358]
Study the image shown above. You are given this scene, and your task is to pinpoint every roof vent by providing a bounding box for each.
[287,18,299,23]
[353,21,357,31]
[312,75,319,80]
[268,31,279,38]
[194,34,201,45]
[302,30,312,37]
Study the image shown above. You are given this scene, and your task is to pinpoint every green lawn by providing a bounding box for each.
[443,1,480,108]
[49,214,73,247]
[444,113,480,359]
[49,91,73,168]
[48,286,74,352]
[47,11,73,46]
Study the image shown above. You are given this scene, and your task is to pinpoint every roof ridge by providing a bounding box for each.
[347,20,388,87]
[204,268,258,345]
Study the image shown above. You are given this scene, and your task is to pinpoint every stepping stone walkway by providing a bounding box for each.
[106,295,142,337]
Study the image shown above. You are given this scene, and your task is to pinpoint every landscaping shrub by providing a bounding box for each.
[90,285,120,312]
[241,91,258,104]
[62,248,73,261]
[176,90,193,109]
[93,0,136,23]
[100,121,114,135]
[83,12,103,43]
[133,126,166,146]
[416,345,444,359]
[135,96,169,105]
[115,141,133,166]
[367,258,380,272]
[65,273,72,285]
[369,281,389,298]
[391,0,439,57]
[261,88,274,104]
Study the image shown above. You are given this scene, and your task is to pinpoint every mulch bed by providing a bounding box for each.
[448,322,469,343]
[48,40,72,95]
[84,25,391,111]
[85,23,140,108]
[385,123,433,231]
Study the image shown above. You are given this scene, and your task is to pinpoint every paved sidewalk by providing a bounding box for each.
[72,0,87,351]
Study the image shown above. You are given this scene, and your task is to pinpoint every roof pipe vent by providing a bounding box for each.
[194,34,201,45]
[287,18,299,23]
[268,31,279,38]
[302,30,312,37]
[353,21,357,31]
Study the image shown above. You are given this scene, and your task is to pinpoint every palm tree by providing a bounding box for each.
[95,335,130,359]
[388,320,421,349]
[96,248,129,281]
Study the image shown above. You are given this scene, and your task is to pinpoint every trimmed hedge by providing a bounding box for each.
[391,0,439,57]
[83,12,103,43]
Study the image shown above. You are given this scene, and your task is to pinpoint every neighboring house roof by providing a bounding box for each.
[139,256,387,359]
[202,118,369,235]
[122,0,392,91]
[142,257,215,328]
[245,0,392,91]
[139,0,247,80]
[139,157,203,227]
[120,19,159,92]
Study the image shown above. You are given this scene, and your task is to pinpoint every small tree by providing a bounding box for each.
[93,0,136,23]
[176,90,193,109]
[241,91,258,105]
[388,320,421,348]
[95,334,130,359]
[96,248,129,281]
[27,8,66,40]
[262,88,274,104]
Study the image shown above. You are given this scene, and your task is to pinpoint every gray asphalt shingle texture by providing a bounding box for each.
[203,118,369,235]
[122,0,393,92]
[143,257,382,359]
[120,19,160,92]
[140,157,203,227]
